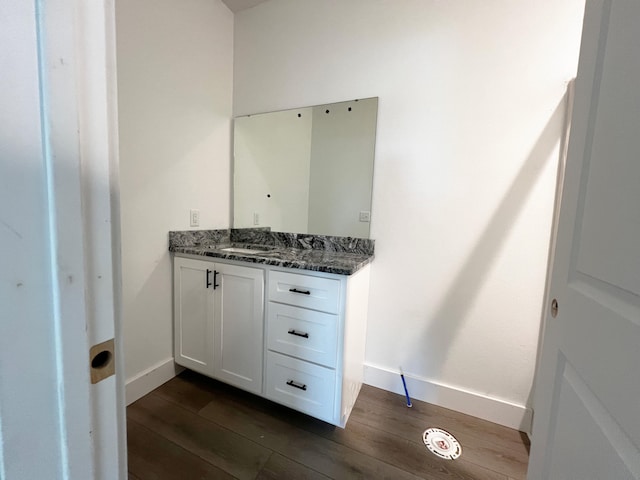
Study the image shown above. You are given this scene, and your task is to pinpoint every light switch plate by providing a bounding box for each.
[190,209,200,227]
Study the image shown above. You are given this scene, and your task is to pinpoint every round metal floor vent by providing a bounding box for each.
[422,428,462,460]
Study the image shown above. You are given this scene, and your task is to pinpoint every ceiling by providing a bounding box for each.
[222,0,270,13]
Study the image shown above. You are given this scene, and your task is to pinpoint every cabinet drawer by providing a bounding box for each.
[265,351,336,422]
[267,303,338,368]
[269,270,341,314]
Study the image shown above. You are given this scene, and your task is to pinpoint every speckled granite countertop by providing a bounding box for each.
[169,228,374,276]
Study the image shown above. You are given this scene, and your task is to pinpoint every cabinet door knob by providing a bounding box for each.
[213,270,220,290]
[206,269,212,288]
[288,329,309,339]
[286,380,307,391]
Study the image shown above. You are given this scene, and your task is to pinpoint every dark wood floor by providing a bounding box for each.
[127,370,529,479]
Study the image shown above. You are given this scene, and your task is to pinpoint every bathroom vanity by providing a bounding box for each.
[170,229,373,427]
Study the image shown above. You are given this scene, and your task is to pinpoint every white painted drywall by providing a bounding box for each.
[234,108,312,231]
[233,0,585,427]
[116,0,233,390]
[308,99,377,238]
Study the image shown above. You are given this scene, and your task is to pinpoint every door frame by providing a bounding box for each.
[39,0,126,477]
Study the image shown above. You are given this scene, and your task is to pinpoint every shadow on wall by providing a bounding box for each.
[407,89,570,401]
[123,250,174,380]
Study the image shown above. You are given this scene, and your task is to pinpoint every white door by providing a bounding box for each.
[528,1,640,478]
[174,257,216,375]
[214,263,265,394]
[0,0,125,478]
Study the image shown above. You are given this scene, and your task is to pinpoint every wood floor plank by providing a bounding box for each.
[154,370,220,412]
[134,371,530,480]
[289,412,511,480]
[196,396,424,479]
[127,418,235,480]
[256,453,331,480]
[128,393,271,480]
[327,420,510,480]
[169,374,514,479]
[358,384,529,455]
[204,380,516,479]
[196,387,507,480]
[351,396,528,479]
[193,382,511,480]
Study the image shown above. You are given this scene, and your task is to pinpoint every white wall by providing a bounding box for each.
[116,0,233,400]
[234,0,585,429]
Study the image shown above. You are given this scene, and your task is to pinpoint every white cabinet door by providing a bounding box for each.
[174,257,215,376]
[213,263,265,394]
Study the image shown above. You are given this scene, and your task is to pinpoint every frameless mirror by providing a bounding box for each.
[233,97,378,238]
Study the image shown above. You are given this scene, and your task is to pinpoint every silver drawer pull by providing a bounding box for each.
[286,380,307,391]
[289,288,311,295]
[287,329,309,339]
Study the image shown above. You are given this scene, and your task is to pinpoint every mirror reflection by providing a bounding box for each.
[233,97,378,238]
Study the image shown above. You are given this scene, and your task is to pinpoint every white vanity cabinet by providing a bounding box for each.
[173,256,264,395]
[265,267,370,427]
[173,253,370,427]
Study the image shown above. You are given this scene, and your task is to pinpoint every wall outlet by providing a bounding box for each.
[253,212,260,225]
[190,209,200,227]
[359,211,371,222]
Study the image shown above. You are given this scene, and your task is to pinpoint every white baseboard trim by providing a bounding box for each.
[363,363,533,433]
[125,357,184,406]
